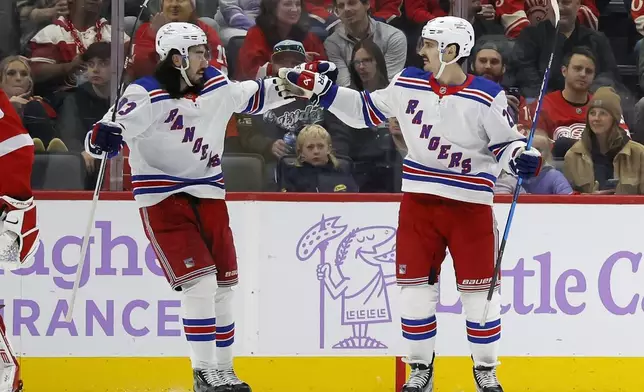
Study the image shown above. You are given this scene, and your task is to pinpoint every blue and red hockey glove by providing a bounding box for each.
[509,145,542,179]
[84,121,125,159]
[275,67,335,107]
[294,60,338,83]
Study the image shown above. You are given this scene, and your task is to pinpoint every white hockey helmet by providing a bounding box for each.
[156,22,208,86]
[420,16,475,78]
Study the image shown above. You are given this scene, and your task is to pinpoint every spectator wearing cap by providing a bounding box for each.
[129,0,227,79]
[564,87,644,194]
[29,0,129,101]
[324,0,406,87]
[235,0,326,80]
[236,40,343,189]
[214,0,261,45]
[57,41,111,177]
[511,0,617,99]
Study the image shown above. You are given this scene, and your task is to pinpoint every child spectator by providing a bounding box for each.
[129,0,227,79]
[280,124,358,192]
[57,41,110,175]
[0,55,64,152]
[564,87,644,194]
[236,40,340,188]
[236,0,326,80]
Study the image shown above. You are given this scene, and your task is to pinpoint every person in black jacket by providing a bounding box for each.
[281,124,358,192]
[57,42,111,176]
[511,0,618,99]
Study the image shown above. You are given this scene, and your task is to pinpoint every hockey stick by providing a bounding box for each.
[65,0,151,323]
[480,4,561,326]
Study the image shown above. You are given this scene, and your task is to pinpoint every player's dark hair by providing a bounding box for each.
[562,46,597,68]
[256,0,310,48]
[349,38,388,91]
[154,49,204,99]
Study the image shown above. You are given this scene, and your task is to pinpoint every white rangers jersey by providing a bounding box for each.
[319,67,527,205]
[101,66,288,207]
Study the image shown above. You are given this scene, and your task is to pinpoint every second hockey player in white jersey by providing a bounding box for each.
[277,16,542,392]
[86,22,293,392]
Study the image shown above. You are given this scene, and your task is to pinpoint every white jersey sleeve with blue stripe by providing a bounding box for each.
[199,66,292,116]
[483,89,527,174]
[102,82,157,139]
[318,72,401,129]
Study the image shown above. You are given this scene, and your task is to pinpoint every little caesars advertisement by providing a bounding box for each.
[0,200,642,358]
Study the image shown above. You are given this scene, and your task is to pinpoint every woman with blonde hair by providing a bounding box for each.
[281,124,358,192]
[564,86,644,194]
[0,55,65,152]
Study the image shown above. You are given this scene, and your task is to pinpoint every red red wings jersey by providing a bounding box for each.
[495,0,599,38]
[0,90,34,200]
[518,91,630,141]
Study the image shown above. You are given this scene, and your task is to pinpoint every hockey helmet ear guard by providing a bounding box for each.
[421,16,475,78]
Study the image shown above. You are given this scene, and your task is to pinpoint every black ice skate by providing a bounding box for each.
[193,368,231,392]
[401,362,434,392]
[473,365,504,392]
[219,368,251,392]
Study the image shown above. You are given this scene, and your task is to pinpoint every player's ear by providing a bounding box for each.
[171,53,183,68]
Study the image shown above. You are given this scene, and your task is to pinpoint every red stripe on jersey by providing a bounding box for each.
[403,165,494,188]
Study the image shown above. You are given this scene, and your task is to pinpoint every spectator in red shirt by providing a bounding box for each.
[518,47,629,157]
[235,0,326,80]
[129,0,228,79]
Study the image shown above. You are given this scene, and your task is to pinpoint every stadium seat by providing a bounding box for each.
[226,36,246,79]
[276,154,354,189]
[31,153,87,190]
[221,153,265,191]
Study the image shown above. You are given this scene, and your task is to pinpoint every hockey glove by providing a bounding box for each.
[294,60,338,82]
[276,68,334,106]
[85,121,124,159]
[0,196,40,266]
[509,146,542,179]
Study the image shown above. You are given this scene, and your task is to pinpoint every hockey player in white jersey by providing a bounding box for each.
[85,22,293,392]
[277,16,542,392]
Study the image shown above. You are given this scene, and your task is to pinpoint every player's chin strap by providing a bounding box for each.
[177,55,194,87]
[435,49,461,79]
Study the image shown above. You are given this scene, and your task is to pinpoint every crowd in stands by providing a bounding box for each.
[3,0,644,195]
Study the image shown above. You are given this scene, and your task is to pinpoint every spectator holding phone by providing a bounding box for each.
[563,87,644,194]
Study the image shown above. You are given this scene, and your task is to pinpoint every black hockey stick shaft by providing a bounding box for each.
[480,21,561,326]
